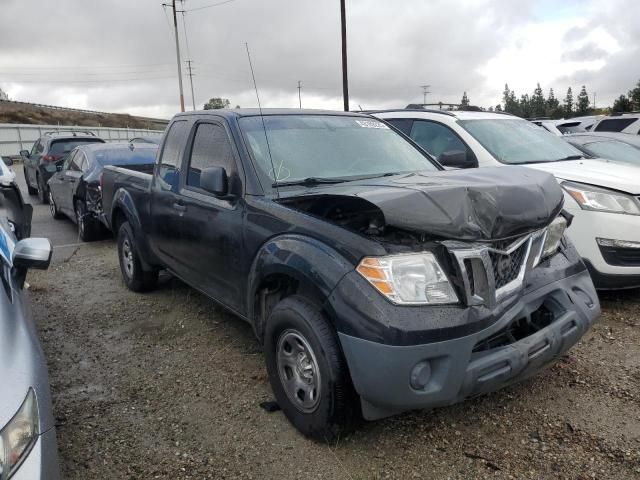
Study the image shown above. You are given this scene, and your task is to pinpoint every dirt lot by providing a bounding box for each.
[22,175,640,479]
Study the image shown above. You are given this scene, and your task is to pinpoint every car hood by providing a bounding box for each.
[525,159,640,195]
[279,166,564,241]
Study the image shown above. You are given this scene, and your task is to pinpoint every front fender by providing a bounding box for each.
[246,234,355,338]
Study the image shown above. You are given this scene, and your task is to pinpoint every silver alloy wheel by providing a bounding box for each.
[121,238,134,279]
[276,329,321,413]
[49,190,56,217]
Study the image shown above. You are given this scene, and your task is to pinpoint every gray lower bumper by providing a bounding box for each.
[339,269,599,420]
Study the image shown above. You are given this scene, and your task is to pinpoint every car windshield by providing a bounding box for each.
[581,140,640,164]
[239,115,438,186]
[458,118,585,164]
[50,138,104,155]
[94,147,157,166]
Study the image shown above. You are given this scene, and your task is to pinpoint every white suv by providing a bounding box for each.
[592,113,640,134]
[373,109,640,289]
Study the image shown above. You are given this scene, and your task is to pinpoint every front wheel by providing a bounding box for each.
[36,174,48,204]
[117,221,158,292]
[49,189,63,220]
[25,169,38,195]
[264,295,359,442]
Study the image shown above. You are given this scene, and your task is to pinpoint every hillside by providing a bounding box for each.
[0,100,168,130]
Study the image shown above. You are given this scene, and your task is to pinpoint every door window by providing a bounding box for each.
[69,152,84,171]
[30,140,41,156]
[159,120,189,189]
[386,119,413,136]
[594,118,638,132]
[186,123,237,190]
[409,120,468,158]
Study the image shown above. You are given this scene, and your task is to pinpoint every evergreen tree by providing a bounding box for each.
[531,83,546,117]
[563,87,574,117]
[502,84,511,110]
[203,97,231,110]
[612,95,632,112]
[460,92,470,107]
[519,94,532,118]
[495,104,503,112]
[545,88,561,118]
[576,86,590,115]
[628,79,640,110]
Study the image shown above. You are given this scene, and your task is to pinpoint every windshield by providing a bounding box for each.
[239,115,438,186]
[50,138,104,155]
[581,140,640,164]
[458,118,584,164]
[94,147,158,167]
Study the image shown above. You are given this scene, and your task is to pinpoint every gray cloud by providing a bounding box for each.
[0,0,638,117]
[561,43,608,62]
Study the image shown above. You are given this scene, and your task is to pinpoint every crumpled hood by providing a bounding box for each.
[526,159,640,195]
[281,166,564,241]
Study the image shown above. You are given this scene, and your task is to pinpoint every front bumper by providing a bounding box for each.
[12,428,60,480]
[564,206,640,288]
[337,268,599,420]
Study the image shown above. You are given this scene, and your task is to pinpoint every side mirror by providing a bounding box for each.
[2,157,13,167]
[19,150,30,158]
[200,166,229,196]
[56,163,63,172]
[437,150,478,169]
[12,238,52,271]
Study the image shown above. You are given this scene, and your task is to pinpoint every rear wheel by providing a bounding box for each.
[25,169,37,195]
[117,221,158,292]
[264,295,358,442]
[48,189,63,220]
[36,174,48,204]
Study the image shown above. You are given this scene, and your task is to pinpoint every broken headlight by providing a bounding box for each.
[540,216,567,260]
[0,389,39,479]
[562,181,640,215]
[356,253,458,305]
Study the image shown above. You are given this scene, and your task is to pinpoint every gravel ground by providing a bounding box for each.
[27,240,639,480]
[17,168,639,479]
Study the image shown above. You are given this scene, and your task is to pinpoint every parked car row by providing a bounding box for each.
[12,105,639,446]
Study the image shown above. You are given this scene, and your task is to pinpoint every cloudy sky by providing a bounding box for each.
[0,0,638,119]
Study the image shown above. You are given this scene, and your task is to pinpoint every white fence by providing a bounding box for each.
[0,123,165,156]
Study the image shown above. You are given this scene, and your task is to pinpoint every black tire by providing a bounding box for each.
[117,221,158,292]
[25,169,38,195]
[36,174,48,204]
[48,189,64,220]
[75,199,98,242]
[264,295,358,442]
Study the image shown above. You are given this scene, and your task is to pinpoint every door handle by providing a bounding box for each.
[173,202,187,212]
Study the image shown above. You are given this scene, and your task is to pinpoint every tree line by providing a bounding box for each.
[458,79,640,119]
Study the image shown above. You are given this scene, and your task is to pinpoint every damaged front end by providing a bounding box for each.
[276,167,599,419]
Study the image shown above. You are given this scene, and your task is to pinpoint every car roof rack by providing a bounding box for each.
[43,129,96,137]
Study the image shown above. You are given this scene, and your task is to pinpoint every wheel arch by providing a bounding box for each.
[247,234,354,344]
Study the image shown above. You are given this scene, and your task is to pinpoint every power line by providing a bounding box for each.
[186,60,196,110]
[0,76,177,84]
[185,0,235,12]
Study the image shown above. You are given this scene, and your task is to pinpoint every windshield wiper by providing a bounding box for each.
[272,177,347,188]
[515,155,585,165]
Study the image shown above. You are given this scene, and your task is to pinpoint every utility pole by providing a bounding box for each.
[420,85,431,105]
[297,81,302,109]
[340,0,349,111]
[171,0,185,112]
[186,60,196,110]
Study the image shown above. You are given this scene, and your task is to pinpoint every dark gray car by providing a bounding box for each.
[20,130,105,204]
[0,166,59,479]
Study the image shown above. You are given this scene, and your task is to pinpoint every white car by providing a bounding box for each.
[373,109,640,289]
[592,113,640,134]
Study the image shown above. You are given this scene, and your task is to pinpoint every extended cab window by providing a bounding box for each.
[409,120,467,158]
[159,120,189,188]
[186,123,237,190]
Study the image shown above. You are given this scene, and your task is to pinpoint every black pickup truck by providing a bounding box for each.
[101,109,600,440]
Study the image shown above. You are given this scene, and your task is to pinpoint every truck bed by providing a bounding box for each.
[100,164,153,231]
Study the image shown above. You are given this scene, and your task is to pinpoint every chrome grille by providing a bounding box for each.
[488,240,529,290]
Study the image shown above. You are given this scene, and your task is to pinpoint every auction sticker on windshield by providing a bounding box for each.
[355,119,389,129]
